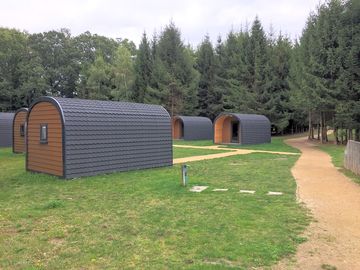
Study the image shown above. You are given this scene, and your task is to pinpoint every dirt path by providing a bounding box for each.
[274,137,360,270]
[173,145,299,164]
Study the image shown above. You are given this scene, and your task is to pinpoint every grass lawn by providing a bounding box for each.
[0,146,308,269]
[173,136,301,153]
[224,137,300,153]
[317,143,360,185]
[173,140,215,146]
[172,146,229,159]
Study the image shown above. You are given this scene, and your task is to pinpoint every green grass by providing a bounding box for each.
[173,136,300,153]
[173,140,215,146]
[172,146,229,159]
[225,137,300,153]
[317,143,360,185]
[0,146,308,269]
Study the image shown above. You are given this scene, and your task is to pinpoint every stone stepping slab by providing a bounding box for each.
[239,190,255,194]
[212,188,228,192]
[189,186,208,192]
[267,191,283,196]
[188,186,283,196]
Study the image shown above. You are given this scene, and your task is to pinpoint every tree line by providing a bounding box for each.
[0,0,359,142]
[292,0,360,143]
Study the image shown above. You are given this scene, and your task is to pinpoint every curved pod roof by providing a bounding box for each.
[214,113,271,145]
[0,112,15,147]
[13,108,29,153]
[173,116,213,140]
[27,97,172,178]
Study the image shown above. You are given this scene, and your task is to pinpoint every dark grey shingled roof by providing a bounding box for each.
[215,113,271,145]
[30,97,172,178]
[175,116,213,140]
[0,112,14,147]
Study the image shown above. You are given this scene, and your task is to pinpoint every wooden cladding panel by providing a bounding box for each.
[172,119,183,139]
[13,111,27,153]
[222,117,232,144]
[214,115,225,143]
[27,102,63,177]
[214,115,236,144]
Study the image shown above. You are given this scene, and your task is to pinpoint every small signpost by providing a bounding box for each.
[181,164,189,186]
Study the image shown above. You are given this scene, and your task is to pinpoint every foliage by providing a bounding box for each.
[0,2,359,138]
[318,142,360,185]
[295,0,360,142]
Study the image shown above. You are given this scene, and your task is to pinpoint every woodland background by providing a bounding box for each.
[0,0,359,142]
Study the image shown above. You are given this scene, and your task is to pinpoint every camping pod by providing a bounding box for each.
[172,116,213,140]
[13,108,28,153]
[214,113,271,145]
[26,97,172,179]
[0,112,15,148]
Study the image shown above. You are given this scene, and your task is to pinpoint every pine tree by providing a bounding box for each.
[196,35,215,117]
[154,22,198,116]
[182,46,199,115]
[133,32,152,103]
[266,34,292,133]
[220,31,246,112]
[288,41,309,135]
[111,45,134,101]
[248,17,269,113]
[84,53,112,100]
[335,0,360,141]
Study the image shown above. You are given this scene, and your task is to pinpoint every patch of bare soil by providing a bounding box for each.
[273,137,360,270]
[49,237,65,246]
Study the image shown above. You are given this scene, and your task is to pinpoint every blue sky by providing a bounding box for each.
[0,0,324,45]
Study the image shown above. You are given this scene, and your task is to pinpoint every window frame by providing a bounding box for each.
[20,124,25,137]
[40,124,48,144]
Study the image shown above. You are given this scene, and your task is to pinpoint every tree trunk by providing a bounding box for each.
[348,129,353,141]
[355,129,360,141]
[344,129,348,144]
[321,112,324,143]
[323,112,328,143]
[308,110,312,140]
[334,127,339,144]
[317,123,320,140]
[320,112,327,143]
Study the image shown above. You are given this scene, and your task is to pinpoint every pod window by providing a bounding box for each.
[40,124,48,144]
[20,124,25,137]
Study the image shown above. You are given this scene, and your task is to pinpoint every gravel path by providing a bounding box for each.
[274,137,360,270]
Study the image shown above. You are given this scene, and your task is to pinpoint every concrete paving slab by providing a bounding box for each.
[189,186,208,192]
[267,191,283,196]
[239,190,255,194]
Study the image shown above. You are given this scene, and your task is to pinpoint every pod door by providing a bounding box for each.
[173,118,184,139]
[231,121,239,143]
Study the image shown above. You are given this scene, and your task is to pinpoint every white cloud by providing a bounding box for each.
[0,0,323,45]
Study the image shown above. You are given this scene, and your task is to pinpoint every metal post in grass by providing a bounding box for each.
[181,164,189,186]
